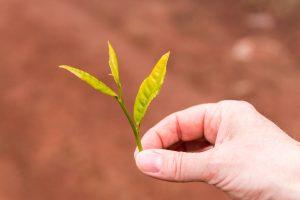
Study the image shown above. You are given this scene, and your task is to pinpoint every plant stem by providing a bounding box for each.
[116,97,143,152]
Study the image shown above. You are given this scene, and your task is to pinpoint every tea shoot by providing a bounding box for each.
[59,42,170,152]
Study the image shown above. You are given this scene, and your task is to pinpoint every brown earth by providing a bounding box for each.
[0,0,300,199]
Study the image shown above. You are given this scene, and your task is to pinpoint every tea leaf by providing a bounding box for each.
[108,41,121,88]
[59,65,117,97]
[133,52,170,126]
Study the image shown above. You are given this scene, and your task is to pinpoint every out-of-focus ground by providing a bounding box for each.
[0,0,299,199]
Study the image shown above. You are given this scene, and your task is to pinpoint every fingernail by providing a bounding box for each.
[137,151,162,173]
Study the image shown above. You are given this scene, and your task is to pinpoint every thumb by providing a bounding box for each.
[135,149,212,182]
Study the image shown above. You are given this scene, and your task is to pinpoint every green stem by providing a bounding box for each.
[116,97,143,152]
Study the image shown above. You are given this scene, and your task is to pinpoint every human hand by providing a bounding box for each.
[134,100,300,200]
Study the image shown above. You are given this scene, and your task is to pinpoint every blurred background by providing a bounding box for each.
[0,0,300,199]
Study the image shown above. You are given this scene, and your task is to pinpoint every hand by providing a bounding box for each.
[134,100,300,200]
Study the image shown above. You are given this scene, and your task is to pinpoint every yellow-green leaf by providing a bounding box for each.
[59,65,117,97]
[108,41,121,87]
[133,52,170,126]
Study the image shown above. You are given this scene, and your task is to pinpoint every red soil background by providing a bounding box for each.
[0,0,300,199]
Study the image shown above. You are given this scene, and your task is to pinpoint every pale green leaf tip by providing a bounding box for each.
[59,65,77,69]
[107,40,113,50]
[107,41,116,58]
[163,51,170,59]
[59,65,75,71]
[58,65,67,69]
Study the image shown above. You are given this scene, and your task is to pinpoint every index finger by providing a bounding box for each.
[140,103,220,150]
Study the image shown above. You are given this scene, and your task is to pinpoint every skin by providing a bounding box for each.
[134,100,300,200]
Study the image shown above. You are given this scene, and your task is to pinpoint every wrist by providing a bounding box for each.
[274,180,300,200]
[288,142,300,198]
[270,141,300,200]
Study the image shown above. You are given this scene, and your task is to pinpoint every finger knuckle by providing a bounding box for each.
[218,100,255,113]
[170,152,185,181]
[237,100,254,109]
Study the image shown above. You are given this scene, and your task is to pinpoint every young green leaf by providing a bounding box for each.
[59,65,117,97]
[108,41,121,88]
[133,52,170,126]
